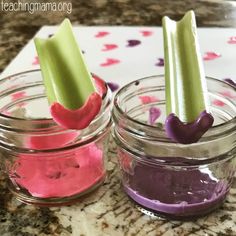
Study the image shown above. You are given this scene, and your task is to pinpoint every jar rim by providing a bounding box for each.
[0,69,112,152]
[113,74,236,143]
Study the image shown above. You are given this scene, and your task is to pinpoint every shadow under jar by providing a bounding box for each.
[112,75,236,219]
[0,70,112,206]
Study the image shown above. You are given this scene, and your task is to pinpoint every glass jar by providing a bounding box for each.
[0,70,112,206]
[112,75,236,219]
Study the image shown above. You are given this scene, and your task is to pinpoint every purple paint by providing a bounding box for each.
[107,82,119,92]
[123,163,227,218]
[224,78,236,88]
[149,107,161,125]
[156,58,164,66]
[126,40,141,47]
[165,111,214,144]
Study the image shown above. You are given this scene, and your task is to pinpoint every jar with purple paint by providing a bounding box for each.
[112,75,236,219]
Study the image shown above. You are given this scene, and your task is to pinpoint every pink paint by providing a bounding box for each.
[228,36,236,44]
[11,91,27,107]
[27,131,79,150]
[95,31,109,38]
[11,91,26,101]
[140,30,153,37]
[50,75,106,130]
[100,58,120,67]
[213,99,225,107]
[139,95,159,104]
[203,52,221,61]
[50,92,102,130]
[219,90,236,99]
[32,56,39,65]
[14,143,105,198]
[102,44,118,51]
[2,111,11,116]
[92,74,107,95]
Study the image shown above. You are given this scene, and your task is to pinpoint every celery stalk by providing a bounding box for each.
[34,19,96,110]
[163,11,209,123]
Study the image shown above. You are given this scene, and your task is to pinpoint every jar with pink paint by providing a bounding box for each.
[112,75,236,219]
[0,70,112,206]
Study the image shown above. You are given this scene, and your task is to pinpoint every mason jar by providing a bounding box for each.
[0,70,112,206]
[112,75,236,219]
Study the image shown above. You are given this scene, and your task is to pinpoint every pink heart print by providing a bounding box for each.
[219,90,236,99]
[32,56,39,65]
[213,99,225,107]
[11,91,26,101]
[228,36,236,44]
[102,44,118,51]
[95,31,110,38]
[100,58,120,67]
[140,30,153,37]
[11,91,27,108]
[203,52,221,61]
[139,95,159,104]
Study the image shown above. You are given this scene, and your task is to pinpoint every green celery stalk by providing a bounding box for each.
[162,10,209,122]
[34,19,95,110]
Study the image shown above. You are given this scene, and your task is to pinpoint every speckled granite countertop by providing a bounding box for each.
[1,0,236,235]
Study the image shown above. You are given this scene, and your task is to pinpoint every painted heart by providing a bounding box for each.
[203,52,221,61]
[100,58,120,67]
[219,90,236,98]
[223,79,236,88]
[32,56,39,65]
[149,107,161,125]
[228,36,236,44]
[50,92,102,130]
[140,30,153,37]
[126,39,141,47]
[213,99,225,107]
[155,58,164,66]
[11,91,27,108]
[12,91,26,101]
[95,31,109,38]
[107,82,119,92]
[139,95,159,104]
[102,44,118,51]
[165,111,214,144]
